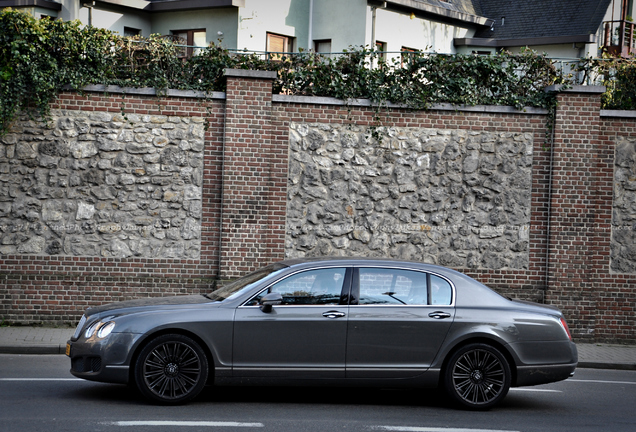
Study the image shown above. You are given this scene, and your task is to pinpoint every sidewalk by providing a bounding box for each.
[0,325,634,370]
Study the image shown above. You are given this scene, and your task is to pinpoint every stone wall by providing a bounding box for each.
[612,136,636,273]
[286,123,533,270]
[0,110,205,259]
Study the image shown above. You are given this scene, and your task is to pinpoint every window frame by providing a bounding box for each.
[171,28,206,58]
[241,266,353,307]
[314,38,332,54]
[352,267,455,307]
[266,32,294,60]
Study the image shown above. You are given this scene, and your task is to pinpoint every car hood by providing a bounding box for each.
[85,294,214,317]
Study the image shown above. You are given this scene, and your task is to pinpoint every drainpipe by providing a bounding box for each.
[544,101,558,304]
[308,0,314,50]
[82,1,95,27]
[371,5,377,48]
[370,2,386,65]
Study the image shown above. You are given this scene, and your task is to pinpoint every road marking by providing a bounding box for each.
[375,427,520,432]
[109,421,264,428]
[0,378,83,381]
[509,388,562,393]
[568,379,636,385]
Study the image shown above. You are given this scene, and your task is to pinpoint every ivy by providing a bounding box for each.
[2,9,633,141]
[0,9,113,132]
[577,55,636,110]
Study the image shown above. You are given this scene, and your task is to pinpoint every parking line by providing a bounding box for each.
[110,421,264,427]
[567,379,636,385]
[509,388,561,393]
[0,378,82,381]
[375,427,520,432]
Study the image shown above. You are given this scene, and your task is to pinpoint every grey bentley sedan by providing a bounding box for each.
[66,257,577,409]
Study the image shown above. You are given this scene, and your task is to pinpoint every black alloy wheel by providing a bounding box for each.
[134,334,209,404]
[444,343,511,410]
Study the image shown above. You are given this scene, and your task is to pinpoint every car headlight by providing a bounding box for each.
[84,321,100,339]
[97,321,116,338]
[84,320,116,339]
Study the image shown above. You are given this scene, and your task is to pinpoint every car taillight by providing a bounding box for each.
[560,317,572,340]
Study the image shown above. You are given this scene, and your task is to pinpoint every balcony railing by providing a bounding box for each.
[603,20,636,57]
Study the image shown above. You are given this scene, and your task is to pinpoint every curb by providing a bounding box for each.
[0,345,67,355]
[578,361,636,371]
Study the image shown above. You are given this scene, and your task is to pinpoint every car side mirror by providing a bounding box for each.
[259,292,283,313]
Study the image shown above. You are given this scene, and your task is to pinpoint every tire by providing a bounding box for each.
[134,333,209,404]
[444,343,511,410]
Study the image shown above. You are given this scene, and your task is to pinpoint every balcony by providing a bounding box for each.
[603,20,636,57]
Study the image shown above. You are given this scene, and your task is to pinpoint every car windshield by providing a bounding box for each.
[205,263,288,302]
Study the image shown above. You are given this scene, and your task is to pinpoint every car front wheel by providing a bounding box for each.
[134,333,209,404]
[444,343,511,410]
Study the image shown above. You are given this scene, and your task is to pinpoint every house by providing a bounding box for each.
[3,0,635,59]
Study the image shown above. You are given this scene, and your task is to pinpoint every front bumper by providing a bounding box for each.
[66,332,142,384]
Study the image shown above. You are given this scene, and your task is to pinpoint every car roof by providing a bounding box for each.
[279,256,462,276]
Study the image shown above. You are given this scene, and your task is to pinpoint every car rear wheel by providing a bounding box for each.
[134,334,208,404]
[444,343,511,410]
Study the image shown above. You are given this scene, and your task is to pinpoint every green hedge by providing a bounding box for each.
[2,9,634,136]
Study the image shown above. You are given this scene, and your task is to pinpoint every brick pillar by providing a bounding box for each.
[545,85,610,339]
[219,69,288,279]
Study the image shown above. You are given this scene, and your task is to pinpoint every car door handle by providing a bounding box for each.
[428,311,452,319]
[322,311,346,319]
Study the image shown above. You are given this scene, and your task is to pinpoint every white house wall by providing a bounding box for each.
[57,0,79,22]
[237,0,311,52]
[80,7,152,37]
[150,8,239,49]
[372,7,474,56]
[311,0,367,52]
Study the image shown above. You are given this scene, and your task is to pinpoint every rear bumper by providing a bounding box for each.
[510,340,578,386]
[515,361,577,386]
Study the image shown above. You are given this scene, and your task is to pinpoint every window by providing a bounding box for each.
[124,27,141,37]
[358,268,428,305]
[430,274,452,305]
[171,29,206,57]
[357,269,452,306]
[314,39,332,54]
[267,32,294,60]
[247,268,346,306]
[401,46,418,66]
[375,41,387,62]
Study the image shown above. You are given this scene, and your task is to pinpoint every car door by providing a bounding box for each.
[346,267,455,378]
[232,267,352,379]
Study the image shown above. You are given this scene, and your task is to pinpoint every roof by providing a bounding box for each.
[473,0,612,40]
[414,0,483,17]
[382,0,493,26]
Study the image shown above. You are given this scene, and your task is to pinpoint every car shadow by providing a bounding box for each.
[69,382,452,409]
[69,382,558,412]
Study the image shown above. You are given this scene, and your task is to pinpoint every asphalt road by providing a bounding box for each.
[1,354,635,432]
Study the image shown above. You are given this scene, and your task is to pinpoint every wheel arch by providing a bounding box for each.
[438,337,518,387]
[128,328,216,385]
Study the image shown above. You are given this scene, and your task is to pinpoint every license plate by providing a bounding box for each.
[65,343,71,357]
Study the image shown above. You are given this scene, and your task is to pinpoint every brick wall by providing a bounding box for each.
[219,70,287,278]
[0,73,634,343]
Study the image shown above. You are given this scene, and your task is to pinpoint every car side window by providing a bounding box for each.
[358,268,428,305]
[430,274,452,305]
[247,268,347,306]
